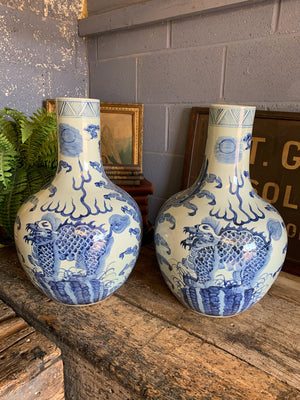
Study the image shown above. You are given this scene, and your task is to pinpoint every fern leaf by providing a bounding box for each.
[0,166,55,240]
[22,108,57,167]
[0,149,18,189]
[20,119,33,143]
[0,168,28,239]
[0,108,26,147]
[0,130,16,152]
[0,117,18,149]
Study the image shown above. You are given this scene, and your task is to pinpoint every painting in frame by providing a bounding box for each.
[182,107,300,275]
[46,100,144,185]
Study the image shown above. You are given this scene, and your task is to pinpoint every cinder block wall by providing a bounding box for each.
[0,0,88,115]
[88,0,300,224]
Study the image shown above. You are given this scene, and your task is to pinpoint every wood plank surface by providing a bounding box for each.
[117,245,300,391]
[0,317,28,340]
[0,298,65,400]
[269,271,300,305]
[0,245,299,399]
[0,301,15,323]
[3,358,65,400]
[0,330,64,400]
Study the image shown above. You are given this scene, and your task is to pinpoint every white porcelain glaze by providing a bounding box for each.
[14,97,142,305]
[155,104,287,317]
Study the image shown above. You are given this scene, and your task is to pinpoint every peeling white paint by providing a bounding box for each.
[44,0,86,19]
[0,0,88,114]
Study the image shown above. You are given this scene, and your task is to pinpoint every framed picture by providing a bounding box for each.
[46,100,144,185]
[182,107,300,275]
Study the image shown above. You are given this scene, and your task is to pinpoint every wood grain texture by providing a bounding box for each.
[0,245,299,400]
[0,301,15,323]
[0,299,65,400]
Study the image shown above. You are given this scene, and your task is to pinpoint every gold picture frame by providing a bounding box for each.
[46,100,144,185]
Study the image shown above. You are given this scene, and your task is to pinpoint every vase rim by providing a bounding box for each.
[55,97,100,103]
[210,103,256,110]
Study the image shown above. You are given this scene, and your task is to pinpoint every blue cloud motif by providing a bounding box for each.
[84,124,100,139]
[59,123,83,157]
[214,136,242,164]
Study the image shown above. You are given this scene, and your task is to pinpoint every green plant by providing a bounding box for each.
[0,107,57,242]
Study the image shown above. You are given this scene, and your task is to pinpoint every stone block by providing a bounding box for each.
[143,152,184,199]
[172,2,274,48]
[148,196,165,224]
[138,47,223,104]
[97,22,168,59]
[168,105,192,155]
[0,0,43,14]
[0,6,78,71]
[47,70,87,99]
[0,63,46,115]
[43,0,83,21]
[225,36,300,102]
[278,0,300,33]
[86,37,98,62]
[89,58,137,103]
[143,105,167,153]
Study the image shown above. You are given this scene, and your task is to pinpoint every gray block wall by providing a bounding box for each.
[87,0,300,224]
[0,0,88,116]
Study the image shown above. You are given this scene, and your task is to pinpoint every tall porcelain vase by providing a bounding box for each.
[14,97,142,305]
[155,104,287,317]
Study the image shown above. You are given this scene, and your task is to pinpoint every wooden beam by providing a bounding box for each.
[78,0,266,36]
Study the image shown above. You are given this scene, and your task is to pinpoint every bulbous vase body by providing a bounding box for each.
[14,97,142,305]
[155,104,287,317]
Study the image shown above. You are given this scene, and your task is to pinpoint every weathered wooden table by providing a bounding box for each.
[0,244,299,400]
[0,300,65,400]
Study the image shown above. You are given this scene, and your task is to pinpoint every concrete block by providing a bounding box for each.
[86,37,98,62]
[47,70,87,100]
[278,0,300,34]
[225,36,300,102]
[143,152,184,199]
[89,58,137,103]
[172,2,274,48]
[97,22,168,59]
[0,0,43,14]
[148,196,165,225]
[143,105,167,153]
[255,102,300,113]
[0,63,46,115]
[43,0,83,21]
[0,6,78,71]
[138,47,223,104]
[168,105,192,155]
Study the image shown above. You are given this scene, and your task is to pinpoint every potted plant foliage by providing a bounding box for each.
[0,107,57,244]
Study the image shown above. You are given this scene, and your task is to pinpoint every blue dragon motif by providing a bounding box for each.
[24,213,131,304]
[177,218,282,316]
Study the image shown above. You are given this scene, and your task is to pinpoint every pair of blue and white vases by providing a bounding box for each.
[14,99,287,317]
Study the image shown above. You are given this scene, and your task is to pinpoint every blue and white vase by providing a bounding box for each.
[155,104,287,317]
[14,97,142,305]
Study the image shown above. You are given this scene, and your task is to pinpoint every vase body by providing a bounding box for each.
[155,104,287,317]
[14,97,142,305]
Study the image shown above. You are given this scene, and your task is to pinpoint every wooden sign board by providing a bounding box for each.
[182,108,300,275]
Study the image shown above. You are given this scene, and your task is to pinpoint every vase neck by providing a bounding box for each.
[204,105,256,179]
[56,98,102,168]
